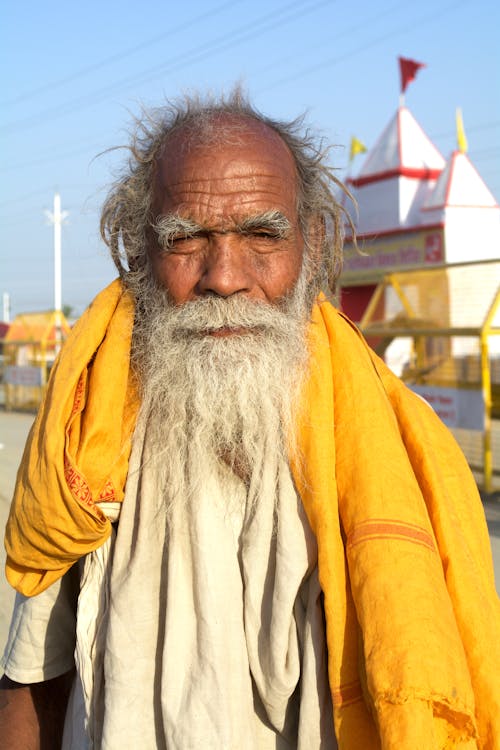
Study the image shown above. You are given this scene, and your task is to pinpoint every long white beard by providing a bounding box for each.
[130,270,312,516]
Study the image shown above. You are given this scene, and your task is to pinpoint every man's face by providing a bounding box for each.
[147,118,305,321]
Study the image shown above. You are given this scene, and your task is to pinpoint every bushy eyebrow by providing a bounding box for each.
[152,209,292,248]
[153,214,203,247]
[237,210,292,237]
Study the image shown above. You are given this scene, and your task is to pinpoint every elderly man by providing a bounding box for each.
[1,91,499,750]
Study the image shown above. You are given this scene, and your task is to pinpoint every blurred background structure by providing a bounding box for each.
[340,77,500,491]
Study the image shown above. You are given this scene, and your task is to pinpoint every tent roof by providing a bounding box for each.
[350,107,445,188]
[5,311,70,343]
[423,151,500,210]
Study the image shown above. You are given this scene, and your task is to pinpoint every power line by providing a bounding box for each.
[0,0,332,134]
[431,121,500,140]
[258,0,471,93]
[0,187,53,208]
[469,147,500,159]
[475,163,500,175]
[0,0,245,107]
[0,142,108,173]
[0,184,90,208]
[253,1,403,78]
[2,114,497,176]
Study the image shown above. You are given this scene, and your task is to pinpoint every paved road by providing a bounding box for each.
[0,411,35,651]
[1,409,499,657]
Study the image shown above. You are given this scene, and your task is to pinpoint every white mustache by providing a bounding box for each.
[167,295,295,336]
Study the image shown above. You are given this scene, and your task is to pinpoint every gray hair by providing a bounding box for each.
[100,88,354,295]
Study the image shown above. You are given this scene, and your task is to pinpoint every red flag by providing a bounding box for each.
[398,56,426,93]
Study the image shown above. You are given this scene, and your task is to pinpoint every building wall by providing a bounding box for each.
[444,207,500,263]
[339,284,377,322]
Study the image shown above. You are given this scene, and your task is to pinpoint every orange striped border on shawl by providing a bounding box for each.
[347,519,436,553]
[331,680,363,707]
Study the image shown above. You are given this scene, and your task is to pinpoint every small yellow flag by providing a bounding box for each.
[456,108,468,153]
[349,136,367,162]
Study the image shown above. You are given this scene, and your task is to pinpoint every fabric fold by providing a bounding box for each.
[4,280,500,748]
[5,279,138,595]
[290,300,499,749]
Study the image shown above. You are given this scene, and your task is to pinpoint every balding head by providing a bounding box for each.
[147,115,306,309]
[100,89,354,299]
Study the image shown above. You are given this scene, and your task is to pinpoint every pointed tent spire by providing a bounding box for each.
[349,108,445,188]
[423,151,499,210]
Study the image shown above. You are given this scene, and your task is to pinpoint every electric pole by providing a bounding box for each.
[2,292,10,322]
[45,192,69,347]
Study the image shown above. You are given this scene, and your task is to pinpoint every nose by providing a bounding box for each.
[197,234,253,298]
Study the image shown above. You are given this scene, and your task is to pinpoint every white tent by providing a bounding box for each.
[422,150,500,263]
[349,107,445,236]
[356,107,445,180]
[348,107,500,264]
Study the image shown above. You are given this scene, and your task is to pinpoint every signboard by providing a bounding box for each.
[409,384,484,431]
[342,228,444,280]
[4,365,43,387]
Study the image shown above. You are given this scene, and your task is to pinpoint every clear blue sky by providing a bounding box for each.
[1,0,499,317]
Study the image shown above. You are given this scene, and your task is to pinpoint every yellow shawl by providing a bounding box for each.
[5,279,500,749]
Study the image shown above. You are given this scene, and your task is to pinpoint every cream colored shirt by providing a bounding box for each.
[2,423,336,749]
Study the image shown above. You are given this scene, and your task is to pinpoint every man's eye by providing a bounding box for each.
[243,231,288,254]
[159,235,202,253]
[248,230,283,240]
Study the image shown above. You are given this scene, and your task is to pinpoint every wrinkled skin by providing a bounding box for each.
[148,116,306,318]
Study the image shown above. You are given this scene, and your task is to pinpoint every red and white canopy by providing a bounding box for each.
[423,150,499,210]
[350,107,445,189]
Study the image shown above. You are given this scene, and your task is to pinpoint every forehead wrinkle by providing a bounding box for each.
[163,185,295,218]
[164,187,294,214]
[165,171,291,194]
[155,137,300,228]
